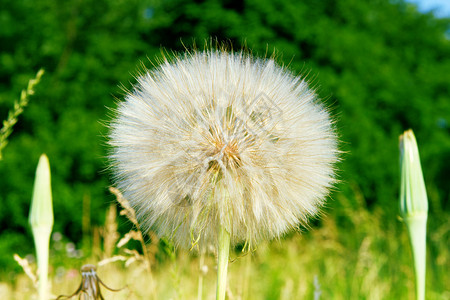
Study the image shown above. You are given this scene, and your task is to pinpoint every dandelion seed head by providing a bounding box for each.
[109,50,338,249]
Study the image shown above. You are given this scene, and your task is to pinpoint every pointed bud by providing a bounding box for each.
[399,129,427,300]
[29,154,54,227]
[29,154,53,300]
[399,129,428,217]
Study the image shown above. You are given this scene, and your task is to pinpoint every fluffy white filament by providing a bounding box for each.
[109,50,338,249]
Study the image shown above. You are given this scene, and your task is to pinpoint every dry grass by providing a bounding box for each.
[3,190,449,300]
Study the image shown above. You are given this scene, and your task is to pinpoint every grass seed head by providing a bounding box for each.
[109,50,338,249]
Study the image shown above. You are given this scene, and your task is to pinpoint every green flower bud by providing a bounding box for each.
[29,154,53,227]
[399,129,428,300]
[400,129,428,218]
[29,154,54,300]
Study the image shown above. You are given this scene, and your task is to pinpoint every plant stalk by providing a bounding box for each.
[216,224,230,300]
[32,226,52,300]
[198,251,205,300]
[405,214,427,300]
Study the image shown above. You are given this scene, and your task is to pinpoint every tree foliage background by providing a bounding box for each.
[0,0,449,271]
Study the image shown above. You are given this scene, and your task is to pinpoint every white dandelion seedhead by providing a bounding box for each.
[109,50,338,249]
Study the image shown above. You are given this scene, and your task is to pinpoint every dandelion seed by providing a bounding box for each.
[108,49,338,249]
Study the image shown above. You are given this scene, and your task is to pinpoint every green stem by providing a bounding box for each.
[405,215,427,300]
[216,224,230,300]
[198,251,205,300]
[32,226,52,300]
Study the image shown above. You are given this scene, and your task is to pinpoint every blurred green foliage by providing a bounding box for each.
[0,0,449,272]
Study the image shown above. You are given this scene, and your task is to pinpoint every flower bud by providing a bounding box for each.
[29,154,54,227]
[399,129,428,218]
[399,129,428,300]
[29,154,53,300]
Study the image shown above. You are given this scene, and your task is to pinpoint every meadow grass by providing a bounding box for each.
[1,192,448,300]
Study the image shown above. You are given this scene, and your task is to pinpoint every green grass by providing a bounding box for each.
[2,193,449,300]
